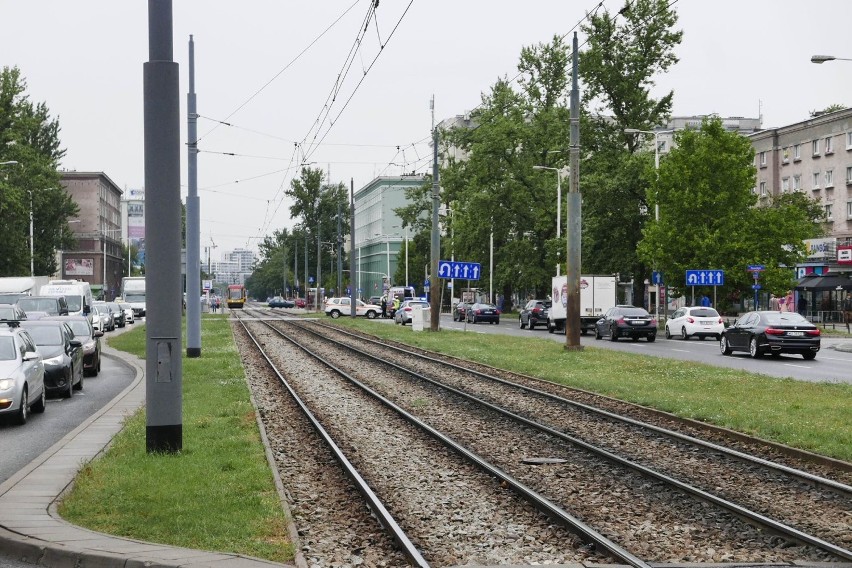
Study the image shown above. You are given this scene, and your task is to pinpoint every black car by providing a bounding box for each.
[453,301,470,322]
[466,302,501,324]
[720,311,820,360]
[268,296,294,308]
[46,315,102,376]
[20,320,84,398]
[519,299,551,330]
[595,305,657,342]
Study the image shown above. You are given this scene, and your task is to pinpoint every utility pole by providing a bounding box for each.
[350,178,356,317]
[429,95,440,331]
[565,32,583,351]
[337,192,343,301]
[186,34,201,358]
[144,0,183,452]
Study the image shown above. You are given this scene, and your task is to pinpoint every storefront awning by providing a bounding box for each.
[795,274,852,291]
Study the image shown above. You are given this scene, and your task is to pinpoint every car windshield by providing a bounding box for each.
[26,326,64,346]
[64,295,83,311]
[762,312,810,326]
[689,308,719,317]
[125,293,145,303]
[65,321,91,337]
[619,308,649,317]
[0,337,15,361]
[18,299,58,314]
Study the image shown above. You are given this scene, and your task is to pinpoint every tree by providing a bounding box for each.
[809,103,845,117]
[579,0,682,301]
[637,117,824,306]
[0,66,77,276]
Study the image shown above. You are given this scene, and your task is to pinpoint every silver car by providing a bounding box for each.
[0,323,46,425]
[394,300,431,325]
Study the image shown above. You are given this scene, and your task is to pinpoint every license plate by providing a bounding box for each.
[700,320,714,325]
[631,320,647,325]
[787,331,804,337]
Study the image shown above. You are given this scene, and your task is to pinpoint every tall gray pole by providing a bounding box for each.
[294,245,298,298]
[350,178,356,317]
[186,34,201,358]
[29,191,34,277]
[337,195,343,299]
[429,98,440,331]
[565,32,583,351]
[316,218,321,310]
[304,238,308,304]
[144,0,183,452]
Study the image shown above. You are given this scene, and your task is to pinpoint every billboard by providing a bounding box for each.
[126,198,145,268]
[65,258,94,276]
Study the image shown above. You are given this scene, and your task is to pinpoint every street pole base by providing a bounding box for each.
[187,347,201,358]
[146,425,182,453]
[563,344,584,352]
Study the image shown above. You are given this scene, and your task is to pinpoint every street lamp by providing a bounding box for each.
[533,165,565,276]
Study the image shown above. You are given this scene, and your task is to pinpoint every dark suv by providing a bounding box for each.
[519,299,551,330]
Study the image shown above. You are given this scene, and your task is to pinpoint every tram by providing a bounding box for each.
[226,284,247,309]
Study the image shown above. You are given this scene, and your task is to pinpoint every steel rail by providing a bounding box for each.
[236,314,430,568]
[309,319,852,496]
[249,313,652,568]
[279,318,852,562]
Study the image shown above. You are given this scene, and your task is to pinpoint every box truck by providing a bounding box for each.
[548,275,617,335]
[0,276,51,305]
[120,277,146,318]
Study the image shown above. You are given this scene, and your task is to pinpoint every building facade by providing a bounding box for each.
[59,172,124,300]
[212,248,256,286]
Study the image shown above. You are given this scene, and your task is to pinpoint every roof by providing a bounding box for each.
[795,274,852,291]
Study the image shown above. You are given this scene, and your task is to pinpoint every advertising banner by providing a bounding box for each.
[65,258,94,276]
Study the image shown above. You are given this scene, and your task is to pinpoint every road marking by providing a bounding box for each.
[819,355,852,361]
[783,363,809,369]
[670,348,691,353]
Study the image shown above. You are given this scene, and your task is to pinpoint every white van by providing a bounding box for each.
[39,280,94,317]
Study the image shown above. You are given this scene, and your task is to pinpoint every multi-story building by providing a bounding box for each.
[59,171,124,300]
[211,248,255,286]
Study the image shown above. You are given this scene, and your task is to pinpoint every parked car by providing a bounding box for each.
[105,302,126,328]
[268,296,287,308]
[295,298,306,308]
[119,302,135,324]
[0,322,46,424]
[324,297,381,319]
[90,304,110,333]
[466,302,501,324]
[519,299,551,330]
[595,305,657,342]
[665,306,724,340]
[369,296,383,306]
[92,302,116,331]
[20,320,84,398]
[394,300,431,325]
[720,311,820,360]
[45,316,102,376]
[0,304,28,321]
[16,295,69,317]
[453,301,470,322]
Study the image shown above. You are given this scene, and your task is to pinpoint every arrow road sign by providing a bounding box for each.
[685,269,725,286]
[438,260,482,281]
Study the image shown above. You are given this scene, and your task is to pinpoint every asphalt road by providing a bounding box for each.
[377,313,852,384]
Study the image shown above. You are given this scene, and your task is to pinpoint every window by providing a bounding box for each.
[782,147,790,163]
[848,166,852,184]
[825,136,834,154]
[792,174,801,190]
[813,139,821,156]
[794,144,801,160]
[759,181,767,196]
[848,132,852,150]
[826,169,834,187]
[781,177,790,192]
[813,172,821,189]
[759,151,767,166]
[847,201,852,219]
[825,203,834,221]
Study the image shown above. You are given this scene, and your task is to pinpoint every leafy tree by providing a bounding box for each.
[637,117,823,307]
[0,66,77,276]
[809,103,845,117]
[579,0,682,301]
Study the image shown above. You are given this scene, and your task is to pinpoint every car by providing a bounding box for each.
[0,304,27,321]
[665,306,725,340]
[369,296,383,306]
[45,315,102,376]
[0,321,46,425]
[595,305,657,342]
[90,304,110,333]
[720,311,820,360]
[268,296,294,308]
[294,298,306,308]
[452,301,470,322]
[105,302,126,328]
[20,319,84,398]
[119,302,135,324]
[519,299,551,330]
[466,302,501,324]
[92,302,116,331]
[16,295,69,317]
[324,297,381,319]
[394,300,431,325]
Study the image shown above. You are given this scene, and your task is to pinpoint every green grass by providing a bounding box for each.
[328,317,852,461]
[58,315,295,563]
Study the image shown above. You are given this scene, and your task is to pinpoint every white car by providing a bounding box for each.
[324,297,381,319]
[119,302,135,324]
[665,306,725,340]
[0,323,46,425]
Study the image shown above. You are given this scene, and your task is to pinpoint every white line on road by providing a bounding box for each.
[670,349,691,353]
[783,363,809,369]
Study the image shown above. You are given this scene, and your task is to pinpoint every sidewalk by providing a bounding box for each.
[0,340,289,568]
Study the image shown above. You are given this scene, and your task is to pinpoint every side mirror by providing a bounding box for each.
[83,306,90,315]
[23,351,39,362]
[94,330,104,338]
[69,339,82,348]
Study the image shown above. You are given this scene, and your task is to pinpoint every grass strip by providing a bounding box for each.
[329,317,852,462]
[58,315,295,563]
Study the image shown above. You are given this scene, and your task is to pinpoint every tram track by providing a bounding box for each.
[238,309,851,564]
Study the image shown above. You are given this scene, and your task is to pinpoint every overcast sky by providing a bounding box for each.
[3,0,851,256]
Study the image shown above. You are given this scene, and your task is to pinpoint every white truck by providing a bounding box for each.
[120,277,146,318]
[548,274,618,335]
[0,276,51,305]
[40,279,94,317]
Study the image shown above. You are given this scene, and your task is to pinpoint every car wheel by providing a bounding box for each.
[632,336,639,342]
[720,335,732,355]
[366,311,377,320]
[528,320,535,330]
[330,310,340,319]
[495,319,500,325]
[681,326,689,340]
[698,336,706,341]
[665,325,672,339]
[749,336,762,358]
[548,322,555,334]
[64,371,74,398]
[74,367,84,391]
[609,327,618,341]
[647,334,656,343]
[14,387,28,425]
[519,317,525,329]
[31,387,46,414]
[803,352,816,360]
[595,327,602,340]
[93,354,100,377]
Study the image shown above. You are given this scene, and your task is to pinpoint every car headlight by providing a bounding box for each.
[83,342,96,354]
[0,379,13,391]
[43,355,63,366]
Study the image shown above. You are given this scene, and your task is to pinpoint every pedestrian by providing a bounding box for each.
[380,296,387,318]
[843,293,852,332]
[392,296,401,317]
[700,294,710,307]
[798,295,808,318]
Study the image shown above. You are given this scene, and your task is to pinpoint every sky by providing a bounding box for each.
[2,0,852,257]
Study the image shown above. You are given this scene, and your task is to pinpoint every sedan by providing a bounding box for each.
[0,325,46,425]
[20,320,84,398]
[119,302,135,324]
[268,296,289,308]
[90,304,110,333]
[394,300,431,325]
[466,303,501,324]
[45,316,102,376]
[595,305,657,342]
[720,311,820,360]
[519,299,551,330]
[92,302,116,331]
[665,306,725,340]
[452,301,470,322]
[105,302,126,328]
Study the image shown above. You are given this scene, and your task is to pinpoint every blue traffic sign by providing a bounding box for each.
[747,264,765,272]
[308,276,314,284]
[752,284,762,290]
[438,260,481,280]
[652,271,663,285]
[685,269,725,286]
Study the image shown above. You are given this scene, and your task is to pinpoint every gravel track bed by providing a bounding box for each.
[242,319,602,566]
[303,321,852,550]
[273,319,840,564]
